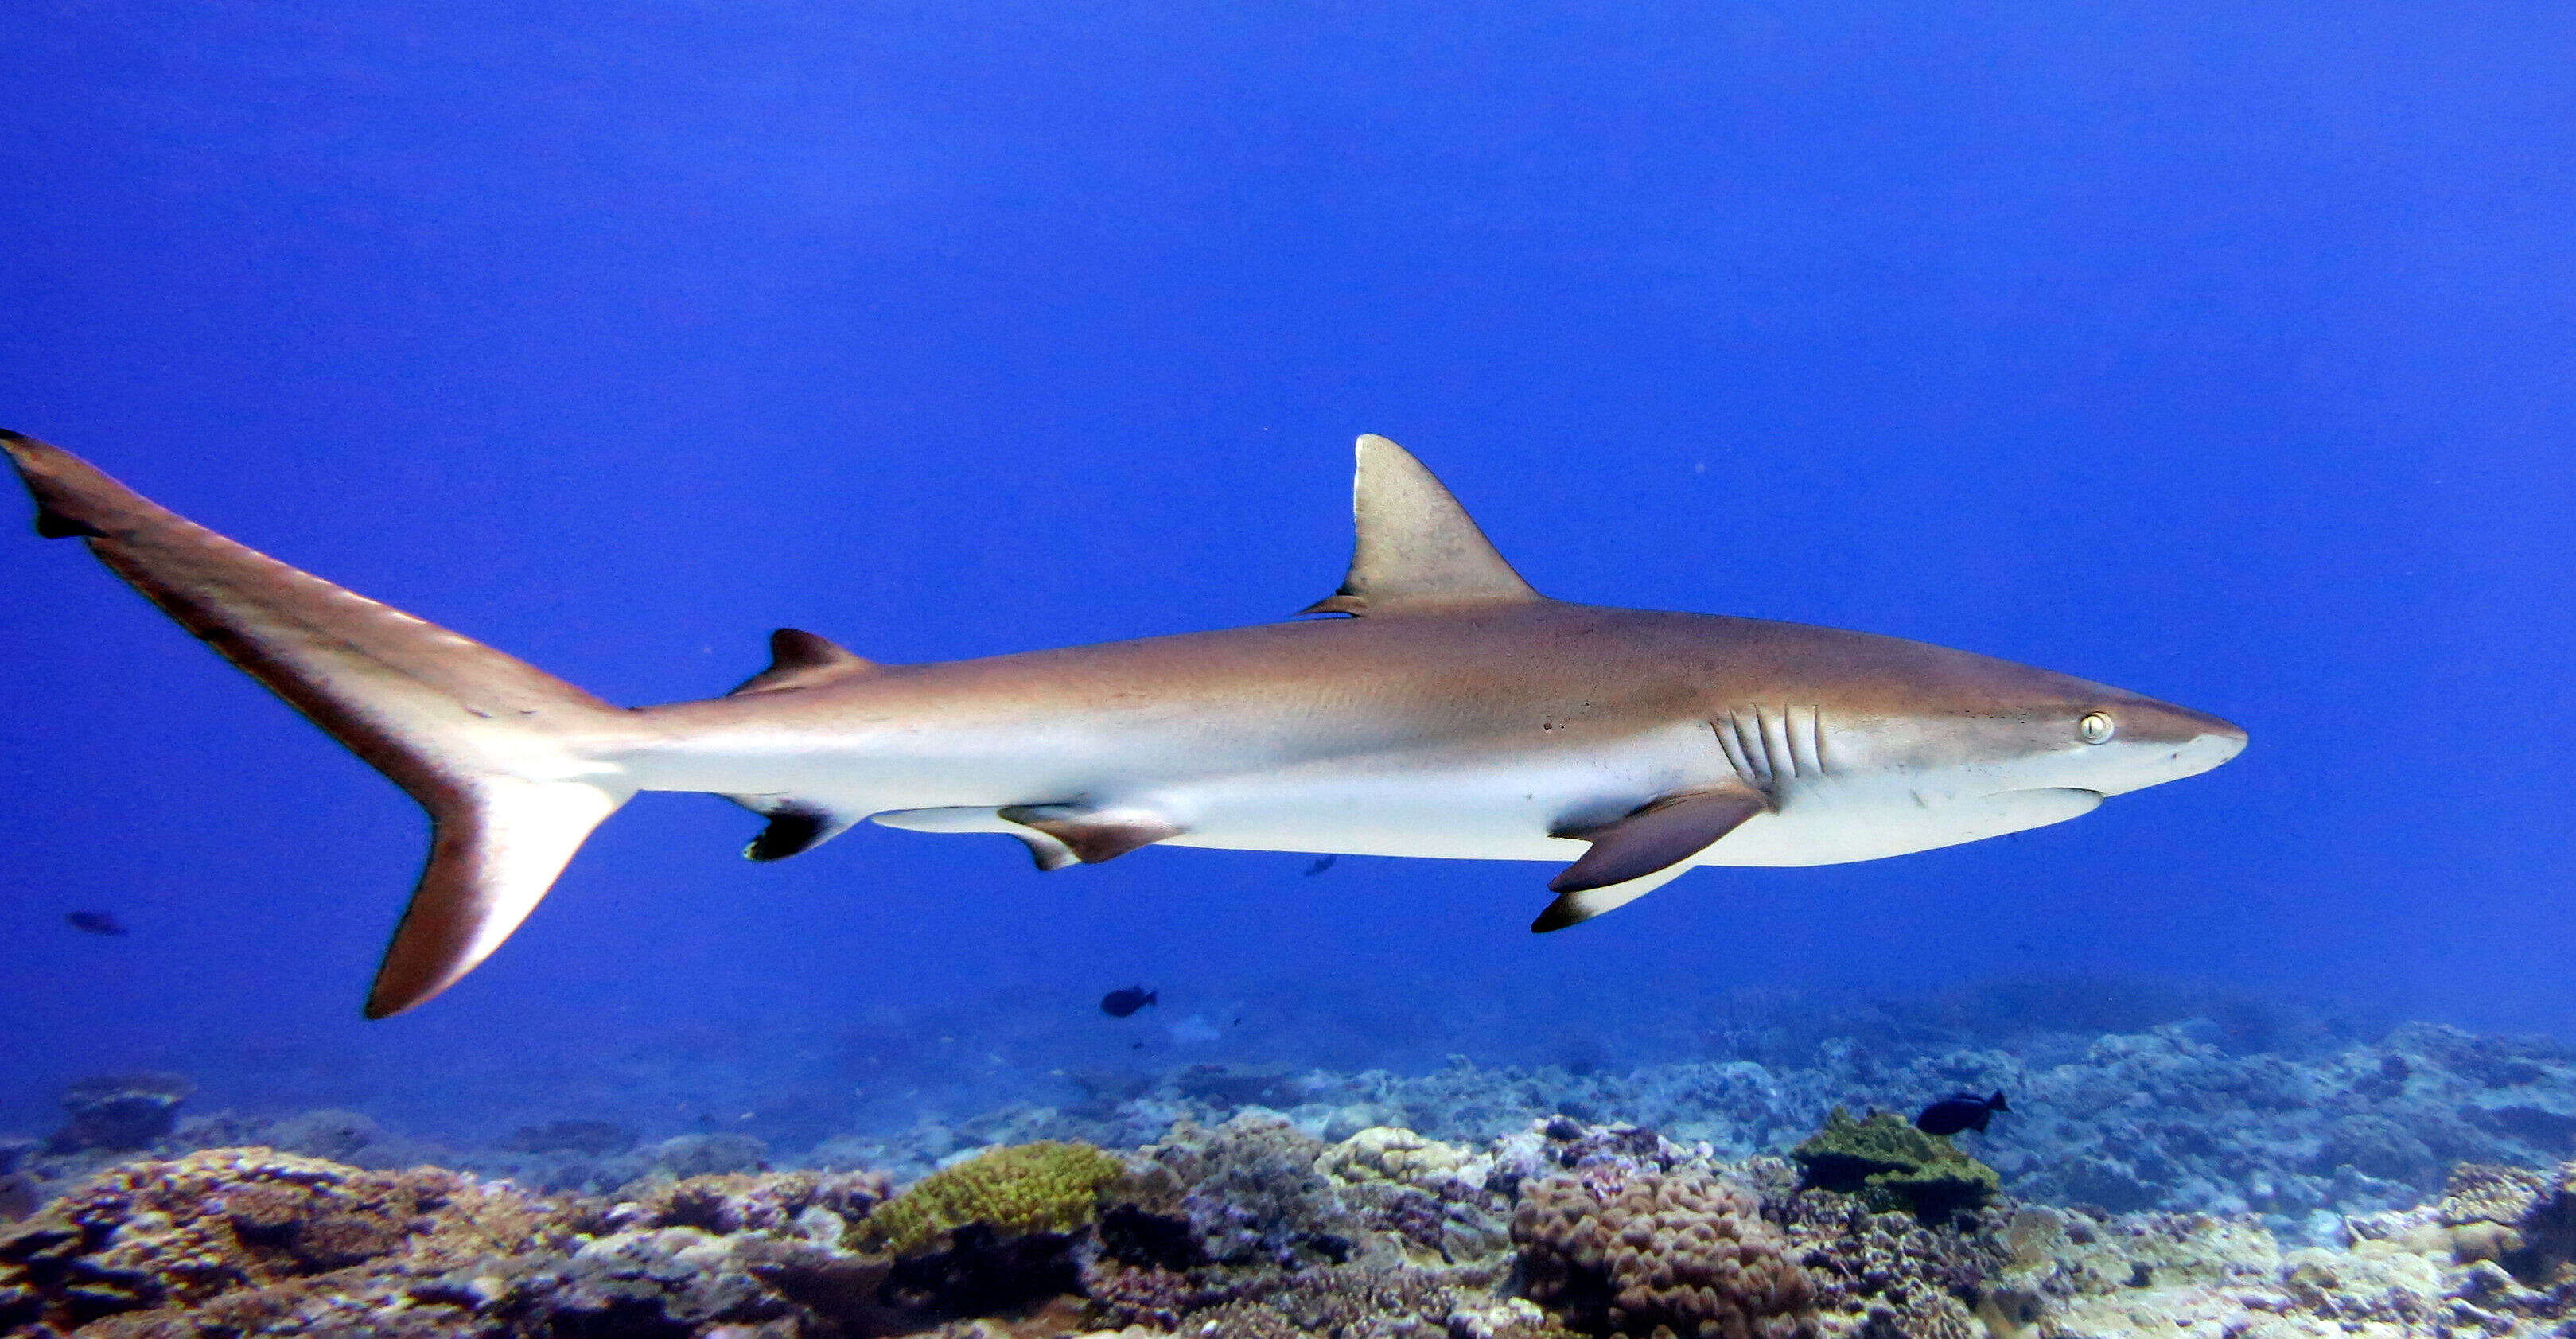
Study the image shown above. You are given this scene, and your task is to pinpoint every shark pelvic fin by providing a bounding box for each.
[870,804,1178,870]
[1302,434,1543,616]
[869,806,1082,870]
[998,802,1186,865]
[0,432,643,1019]
[730,628,875,695]
[1547,784,1766,894]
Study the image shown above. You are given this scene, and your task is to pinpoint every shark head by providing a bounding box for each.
[1819,642,2248,813]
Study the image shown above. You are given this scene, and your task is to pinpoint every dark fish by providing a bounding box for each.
[1303,855,1338,876]
[65,911,127,936]
[1913,1091,2009,1136]
[1100,985,1158,1018]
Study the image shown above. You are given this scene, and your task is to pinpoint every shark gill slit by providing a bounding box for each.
[1760,706,1793,783]
[1714,714,1750,788]
[1726,710,1765,791]
[1717,708,1784,797]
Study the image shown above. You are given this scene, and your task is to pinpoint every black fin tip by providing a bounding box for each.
[745,808,830,862]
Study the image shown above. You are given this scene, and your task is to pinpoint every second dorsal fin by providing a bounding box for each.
[1302,434,1543,616]
[730,628,876,695]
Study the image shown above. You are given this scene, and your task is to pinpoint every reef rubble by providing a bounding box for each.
[7,1115,2576,1337]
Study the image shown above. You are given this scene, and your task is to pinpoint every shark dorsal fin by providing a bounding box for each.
[1302,434,1543,616]
[730,628,876,695]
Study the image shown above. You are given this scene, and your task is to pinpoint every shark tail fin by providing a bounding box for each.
[1,432,640,1018]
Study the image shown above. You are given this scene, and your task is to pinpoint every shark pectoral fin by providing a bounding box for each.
[1302,434,1544,616]
[1548,786,1766,894]
[368,777,631,1018]
[998,803,1186,865]
[1530,861,1695,932]
[730,628,877,695]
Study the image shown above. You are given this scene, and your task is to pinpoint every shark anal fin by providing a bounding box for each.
[1548,785,1765,894]
[731,628,876,695]
[1302,434,1543,616]
[1531,861,1696,932]
[747,810,827,860]
[998,803,1185,865]
[729,794,864,861]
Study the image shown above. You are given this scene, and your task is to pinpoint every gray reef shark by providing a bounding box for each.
[2,431,2245,1018]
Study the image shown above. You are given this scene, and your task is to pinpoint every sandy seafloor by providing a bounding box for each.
[10,978,2576,1337]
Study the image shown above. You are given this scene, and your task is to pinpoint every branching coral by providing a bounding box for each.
[1765,1173,2006,1339]
[1150,1114,1368,1270]
[1788,1109,1998,1225]
[1511,1168,1817,1338]
[1189,1263,1566,1339]
[857,1140,1123,1255]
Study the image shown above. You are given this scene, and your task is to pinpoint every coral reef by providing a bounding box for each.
[972,1018,2573,1236]
[13,1001,2576,1337]
[13,1121,2576,1337]
[1788,1109,1998,1225]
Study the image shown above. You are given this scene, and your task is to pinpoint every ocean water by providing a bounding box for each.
[2,1,2574,1312]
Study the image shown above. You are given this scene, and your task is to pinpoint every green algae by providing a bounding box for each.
[1789,1107,2000,1225]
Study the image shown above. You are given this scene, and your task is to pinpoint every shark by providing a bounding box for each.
[2,430,2245,1018]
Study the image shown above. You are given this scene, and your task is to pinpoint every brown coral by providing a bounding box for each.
[1512,1169,1816,1338]
[2439,1162,2550,1228]
[0,1147,580,1333]
[618,1168,893,1239]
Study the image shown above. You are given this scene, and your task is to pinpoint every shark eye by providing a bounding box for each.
[2078,712,2116,745]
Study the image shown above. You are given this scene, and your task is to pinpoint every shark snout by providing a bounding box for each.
[2093,699,2246,794]
[2142,701,2247,756]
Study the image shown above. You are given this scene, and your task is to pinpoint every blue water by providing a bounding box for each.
[2,2,2572,1143]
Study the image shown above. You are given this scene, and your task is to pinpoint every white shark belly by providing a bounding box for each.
[1698,783,2102,866]
[1165,778,2102,867]
[621,713,2103,870]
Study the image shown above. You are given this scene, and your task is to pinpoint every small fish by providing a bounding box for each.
[1913,1091,2009,1136]
[1303,855,1337,876]
[1099,985,1158,1018]
[65,911,127,936]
